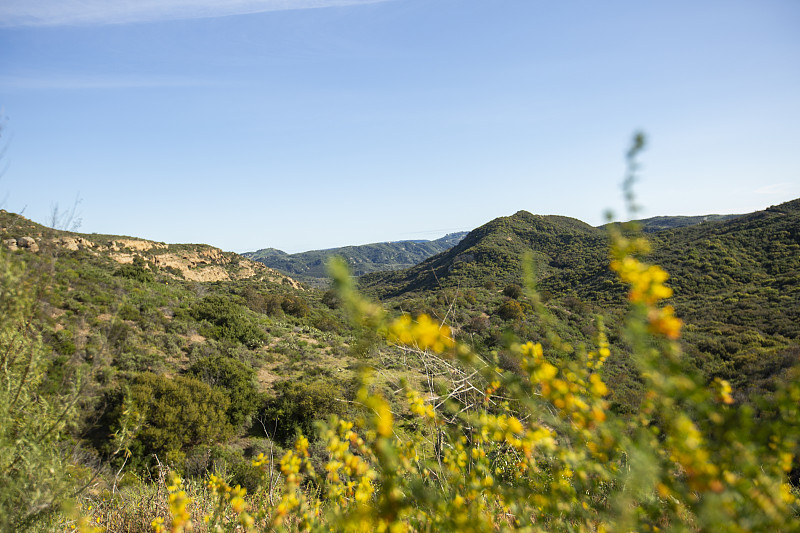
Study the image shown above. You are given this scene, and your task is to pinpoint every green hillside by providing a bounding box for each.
[647,200,800,395]
[359,211,609,298]
[243,232,467,284]
[359,212,744,299]
[361,200,800,400]
[0,210,367,482]
[2,202,799,530]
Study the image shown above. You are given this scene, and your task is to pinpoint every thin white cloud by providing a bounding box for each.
[0,74,220,90]
[0,0,391,28]
[754,182,797,195]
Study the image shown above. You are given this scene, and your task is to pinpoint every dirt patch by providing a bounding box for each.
[257,367,281,390]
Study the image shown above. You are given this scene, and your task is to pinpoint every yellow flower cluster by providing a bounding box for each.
[204,474,253,530]
[268,434,320,529]
[406,389,436,420]
[474,412,555,456]
[358,386,395,438]
[386,314,454,353]
[712,377,734,405]
[322,420,377,506]
[74,515,103,533]
[520,341,608,431]
[666,414,720,493]
[152,474,191,533]
[611,257,672,305]
[586,319,610,370]
[610,238,682,339]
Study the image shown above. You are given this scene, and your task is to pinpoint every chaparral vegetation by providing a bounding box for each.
[1,136,799,532]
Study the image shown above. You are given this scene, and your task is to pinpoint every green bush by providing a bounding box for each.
[52,328,77,355]
[113,258,154,283]
[108,372,234,469]
[281,294,311,318]
[185,355,259,430]
[259,379,346,445]
[191,295,267,348]
[497,298,524,320]
[321,289,341,309]
[502,283,523,299]
[117,302,141,321]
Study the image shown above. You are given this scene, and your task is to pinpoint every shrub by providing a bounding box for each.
[52,328,77,355]
[502,283,523,299]
[113,259,154,283]
[191,295,267,348]
[259,380,346,445]
[321,289,341,309]
[185,356,259,430]
[497,299,524,320]
[0,252,83,530]
[466,314,490,334]
[281,294,311,318]
[108,372,234,469]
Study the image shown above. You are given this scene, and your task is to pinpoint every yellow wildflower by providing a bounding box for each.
[386,313,454,353]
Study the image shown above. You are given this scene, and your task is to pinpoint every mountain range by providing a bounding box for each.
[243,232,468,285]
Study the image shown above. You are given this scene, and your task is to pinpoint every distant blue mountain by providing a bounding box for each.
[243,232,469,283]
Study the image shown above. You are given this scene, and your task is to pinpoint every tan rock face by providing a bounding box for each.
[109,253,136,265]
[109,239,167,252]
[16,237,39,252]
[181,265,232,282]
[57,236,95,251]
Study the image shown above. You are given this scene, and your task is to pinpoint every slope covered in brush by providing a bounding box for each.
[359,211,609,298]
[645,199,800,392]
[0,209,364,478]
[362,200,800,399]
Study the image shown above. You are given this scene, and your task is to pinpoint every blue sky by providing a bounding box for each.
[1,0,798,253]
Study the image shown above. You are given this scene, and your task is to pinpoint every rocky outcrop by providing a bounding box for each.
[56,236,95,251]
[108,239,167,252]
[105,245,299,285]
[17,237,39,252]
[3,236,39,252]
